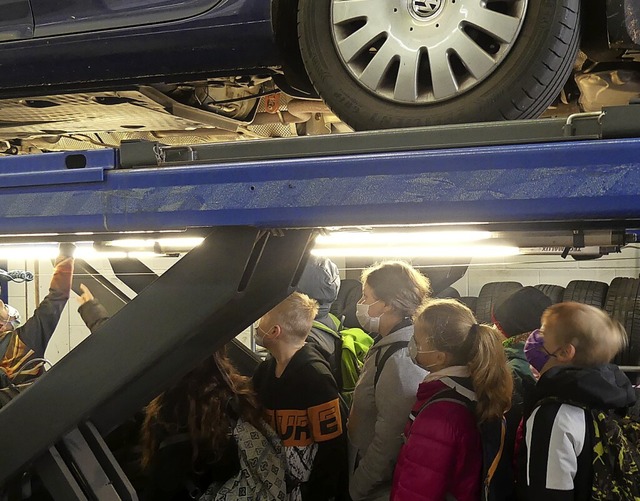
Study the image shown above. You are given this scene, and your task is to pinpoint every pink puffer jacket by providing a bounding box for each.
[391,379,482,501]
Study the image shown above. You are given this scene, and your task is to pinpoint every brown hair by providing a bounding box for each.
[140,346,264,470]
[267,292,318,341]
[542,302,627,366]
[361,261,431,317]
[414,298,512,422]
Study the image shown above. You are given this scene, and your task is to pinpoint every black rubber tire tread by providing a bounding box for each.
[562,280,608,308]
[458,296,478,314]
[436,286,461,299]
[604,278,640,367]
[475,282,523,325]
[534,284,565,304]
[297,0,581,130]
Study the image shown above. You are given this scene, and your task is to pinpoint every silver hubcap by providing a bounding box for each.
[331,0,528,104]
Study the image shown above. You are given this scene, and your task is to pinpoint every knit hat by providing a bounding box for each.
[493,286,552,338]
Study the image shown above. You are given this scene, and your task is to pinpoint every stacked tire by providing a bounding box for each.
[604,278,640,367]
[475,282,523,325]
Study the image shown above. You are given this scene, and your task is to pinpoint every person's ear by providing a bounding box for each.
[557,343,576,363]
[381,301,394,314]
[265,324,281,341]
[436,350,448,367]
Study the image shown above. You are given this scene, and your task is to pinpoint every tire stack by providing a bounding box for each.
[562,280,609,308]
[474,282,523,325]
[604,278,640,367]
[534,284,565,304]
[457,278,640,373]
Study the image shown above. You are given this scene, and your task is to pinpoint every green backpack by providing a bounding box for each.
[590,409,640,501]
[540,396,640,501]
[312,314,373,408]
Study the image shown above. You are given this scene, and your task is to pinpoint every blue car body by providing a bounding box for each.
[0,0,281,97]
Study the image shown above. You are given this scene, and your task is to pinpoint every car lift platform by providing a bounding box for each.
[2,107,640,499]
[1,106,640,236]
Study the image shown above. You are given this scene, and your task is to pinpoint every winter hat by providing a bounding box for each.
[296,256,341,317]
[493,286,552,338]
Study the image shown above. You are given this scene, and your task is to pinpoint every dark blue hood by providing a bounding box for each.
[534,364,636,411]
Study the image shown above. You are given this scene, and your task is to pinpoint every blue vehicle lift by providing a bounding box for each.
[1,107,640,499]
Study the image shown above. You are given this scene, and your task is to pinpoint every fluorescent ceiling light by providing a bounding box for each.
[311,245,520,259]
[0,242,163,260]
[315,231,492,246]
[312,230,516,258]
[106,237,205,249]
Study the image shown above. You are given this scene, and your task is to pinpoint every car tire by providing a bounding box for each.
[562,280,608,308]
[534,284,565,304]
[604,278,640,367]
[458,296,478,314]
[298,0,581,130]
[475,281,522,324]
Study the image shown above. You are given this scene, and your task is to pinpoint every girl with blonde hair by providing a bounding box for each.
[391,298,513,501]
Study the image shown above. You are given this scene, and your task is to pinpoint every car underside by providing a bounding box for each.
[0,0,638,154]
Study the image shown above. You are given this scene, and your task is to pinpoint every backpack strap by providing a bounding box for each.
[374,340,408,389]
[312,319,341,340]
[328,312,343,331]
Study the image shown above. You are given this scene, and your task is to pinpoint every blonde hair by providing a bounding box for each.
[542,302,627,366]
[361,261,431,317]
[268,292,318,341]
[414,298,513,422]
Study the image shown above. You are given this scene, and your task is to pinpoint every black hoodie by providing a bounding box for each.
[252,343,347,501]
[519,364,636,501]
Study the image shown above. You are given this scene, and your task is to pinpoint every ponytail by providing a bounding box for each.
[468,324,513,422]
[414,298,513,423]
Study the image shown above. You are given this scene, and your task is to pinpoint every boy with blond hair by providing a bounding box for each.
[253,292,347,500]
[519,302,637,500]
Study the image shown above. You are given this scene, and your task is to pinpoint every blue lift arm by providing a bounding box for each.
[1,137,640,234]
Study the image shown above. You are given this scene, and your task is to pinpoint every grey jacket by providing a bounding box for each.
[347,324,427,501]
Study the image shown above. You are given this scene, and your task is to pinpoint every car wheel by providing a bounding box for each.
[298,0,581,130]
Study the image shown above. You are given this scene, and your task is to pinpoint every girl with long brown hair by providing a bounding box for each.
[140,346,265,500]
[391,298,513,501]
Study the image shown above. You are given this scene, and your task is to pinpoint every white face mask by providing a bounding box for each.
[356,300,383,333]
[408,336,438,369]
[254,323,272,347]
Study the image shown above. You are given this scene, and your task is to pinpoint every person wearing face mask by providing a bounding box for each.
[252,292,347,501]
[0,243,75,387]
[391,298,513,501]
[348,261,431,501]
[517,302,635,501]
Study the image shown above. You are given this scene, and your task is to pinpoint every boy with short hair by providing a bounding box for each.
[252,292,347,501]
[519,301,636,500]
